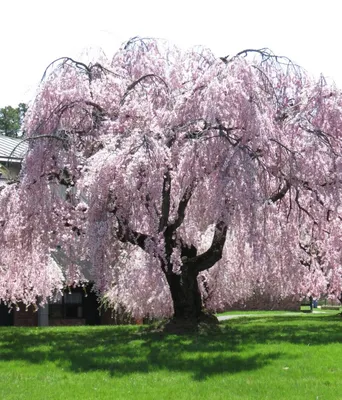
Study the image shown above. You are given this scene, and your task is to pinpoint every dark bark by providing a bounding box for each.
[167,271,202,320]
[163,243,202,322]
[115,214,152,251]
[165,268,219,333]
[268,179,290,203]
[158,168,171,232]
[164,224,227,328]
[185,221,228,273]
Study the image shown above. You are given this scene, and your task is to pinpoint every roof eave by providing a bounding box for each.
[0,157,23,163]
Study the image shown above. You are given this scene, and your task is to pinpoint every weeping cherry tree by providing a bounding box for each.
[1,38,342,326]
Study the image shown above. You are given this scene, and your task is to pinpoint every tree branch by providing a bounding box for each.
[224,48,299,68]
[158,168,171,232]
[168,180,198,232]
[42,57,122,83]
[294,189,316,221]
[6,134,66,166]
[184,221,228,273]
[120,74,169,105]
[268,180,290,203]
[41,57,91,82]
[115,214,151,251]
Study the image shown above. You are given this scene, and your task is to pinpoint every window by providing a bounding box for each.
[49,290,83,319]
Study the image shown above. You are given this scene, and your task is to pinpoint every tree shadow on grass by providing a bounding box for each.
[164,313,342,355]
[219,313,342,347]
[0,314,339,380]
[0,325,283,381]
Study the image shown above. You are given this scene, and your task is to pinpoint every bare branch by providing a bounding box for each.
[41,57,91,82]
[120,74,169,105]
[226,48,300,69]
[123,36,156,50]
[42,57,122,83]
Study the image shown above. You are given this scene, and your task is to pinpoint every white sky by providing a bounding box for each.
[1,0,341,108]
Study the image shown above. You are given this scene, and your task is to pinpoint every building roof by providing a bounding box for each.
[0,134,28,163]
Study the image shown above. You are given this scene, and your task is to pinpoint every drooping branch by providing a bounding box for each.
[302,182,325,207]
[6,134,67,167]
[29,100,107,143]
[184,221,228,273]
[168,180,198,232]
[107,191,155,252]
[54,100,107,127]
[269,138,296,155]
[180,119,244,144]
[223,48,299,69]
[213,122,245,146]
[120,74,169,105]
[294,188,316,221]
[115,214,151,251]
[42,57,122,83]
[300,125,333,148]
[84,101,105,114]
[123,36,156,50]
[268,179,290,203]
[42,57,91,81]
[158,168,171,232]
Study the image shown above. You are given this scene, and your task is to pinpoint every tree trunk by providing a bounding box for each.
[165,269,218,331]
[168,271,202,320]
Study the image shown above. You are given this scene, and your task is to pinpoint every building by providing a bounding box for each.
[0,285,132,327]
[0,134,27,183]
[0,135,137,326]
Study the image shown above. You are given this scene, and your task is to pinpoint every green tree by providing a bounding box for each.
[0,103,27,137]
[18,103,28,125]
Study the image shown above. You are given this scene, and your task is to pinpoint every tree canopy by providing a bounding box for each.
[1,38,342,322]
[0,103,27,137]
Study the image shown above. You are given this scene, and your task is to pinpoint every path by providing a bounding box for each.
[217,310,328,321]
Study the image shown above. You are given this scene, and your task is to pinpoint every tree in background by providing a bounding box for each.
[1,38,342,327]
[0,103,27,137]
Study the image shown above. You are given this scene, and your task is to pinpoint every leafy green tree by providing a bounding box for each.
[18,103,28,125]
[0,103,27,137]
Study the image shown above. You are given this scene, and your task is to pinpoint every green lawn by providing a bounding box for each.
[0,313,341,400]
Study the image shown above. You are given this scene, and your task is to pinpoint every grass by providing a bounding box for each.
[0,313,341,399]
